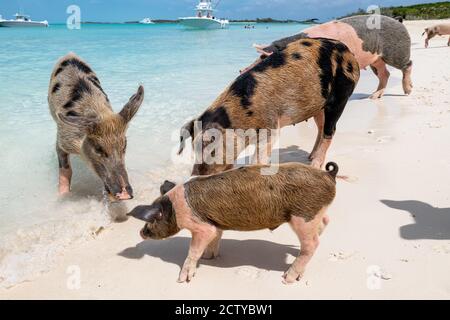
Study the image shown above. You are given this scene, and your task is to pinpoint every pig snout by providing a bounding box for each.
[115,185,133,200]
[105,184,133,201]
[140,226,151,239]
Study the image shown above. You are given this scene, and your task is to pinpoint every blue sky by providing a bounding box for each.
[0,0,444,22]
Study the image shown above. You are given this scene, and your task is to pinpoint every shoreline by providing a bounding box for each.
[1,19,449,299]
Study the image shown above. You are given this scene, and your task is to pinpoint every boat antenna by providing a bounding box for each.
[213,0,222,9]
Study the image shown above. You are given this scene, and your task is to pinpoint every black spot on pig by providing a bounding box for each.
[335,53,344,66]
[52,83,61,93]
[253,51,286,73]
[323,51,356,138]
[63,101,74,109]
[54,67,64,77]
[61,58,93,74]
[199,106,232,129]
[89,75,101,86]
[88,76,109,101]
[292,52,302,60]
[57,151,70,169]
[71,78,92,102]
[230,72,257,108]
[63,78,92,109]
[335,42,348,54]
[346,62,354,74]
[318,40,335,99]
[246,111,254,117]
[66,111,80,117]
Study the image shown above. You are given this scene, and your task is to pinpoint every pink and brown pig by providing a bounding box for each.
[128,162,339,284]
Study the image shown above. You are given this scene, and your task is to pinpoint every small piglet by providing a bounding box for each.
[422,23,450,48]
[128,162,339,284]
[48,53,144,200]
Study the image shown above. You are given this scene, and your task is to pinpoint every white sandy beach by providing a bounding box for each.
[1,19,449,299]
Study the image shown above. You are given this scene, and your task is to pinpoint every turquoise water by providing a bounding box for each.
[0,23,306,286]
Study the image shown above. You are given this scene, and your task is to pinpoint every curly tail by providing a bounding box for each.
[325,162,339,180]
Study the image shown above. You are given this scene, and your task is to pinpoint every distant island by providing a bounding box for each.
[82,18,320,25]
[340,1,450,20]
[230,18,319,24]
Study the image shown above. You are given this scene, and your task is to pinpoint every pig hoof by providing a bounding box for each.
[282,267,303,284]
[369,92,383,99]
[58,188,70,196]
[201,250,218,260]
[178,265,197,283]
[403,86,413,95]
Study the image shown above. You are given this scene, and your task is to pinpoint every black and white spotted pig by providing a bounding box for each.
[48,53,144,200]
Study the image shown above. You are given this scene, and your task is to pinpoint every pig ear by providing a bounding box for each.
[177,120,195,155]
[119,85,144,123]
[127,205,163,223]
[160,180,176,195]
[58,114,99,133]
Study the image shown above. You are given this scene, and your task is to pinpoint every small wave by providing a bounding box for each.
[0,196,110,289]
[0,163,191,289]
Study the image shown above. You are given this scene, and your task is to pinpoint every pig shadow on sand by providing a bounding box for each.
[275,145,310,164]
[381,200,450,240]
[119,237,299,272]
[238,145,310,166]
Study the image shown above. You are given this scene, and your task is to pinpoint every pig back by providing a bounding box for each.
[184,163,336,231]
[304,15,411,70]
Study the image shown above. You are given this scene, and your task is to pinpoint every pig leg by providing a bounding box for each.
[311,68,354,168]
[369,58,390,99]
[309,111,325,161]
[425,32,436,48]
[178,224,218,283]
[402,62,413,95]
[310,138,332,169]
[283,207,327,284]
[202,229,223,260]
[57,145,72,195]
[447,36,450,46]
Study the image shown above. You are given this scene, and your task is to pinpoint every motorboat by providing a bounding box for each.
[139,18,154,24]
[180,0,229,29]
[0,13,48,28]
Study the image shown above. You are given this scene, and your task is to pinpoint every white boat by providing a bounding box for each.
[0,13,48,28]
[139,18,154,24]
[180,0,229,29]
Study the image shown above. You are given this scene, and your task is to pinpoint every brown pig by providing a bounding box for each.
[246,15,413,99]
[48,53,144,200]
[422,23,450,48]
[178,38,359,175]
[128,162,339,284]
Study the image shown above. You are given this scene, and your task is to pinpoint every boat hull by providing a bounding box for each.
[179,17,228,29]
[0,21,48,28]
